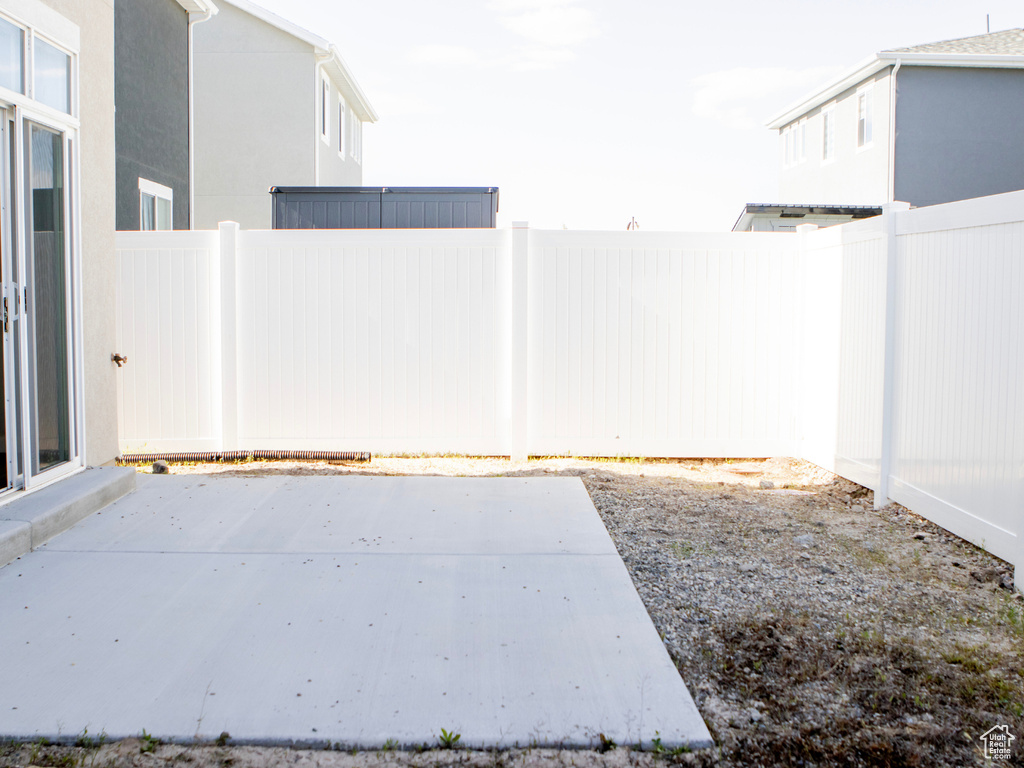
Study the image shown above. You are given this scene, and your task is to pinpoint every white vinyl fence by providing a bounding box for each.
[115,192,1024,572]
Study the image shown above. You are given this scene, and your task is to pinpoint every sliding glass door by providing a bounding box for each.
[0,107,78,494]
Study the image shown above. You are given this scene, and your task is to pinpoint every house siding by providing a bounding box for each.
[893,66,1024,207]
[778,69,892,206]
[114,0,189,231]
[192,1,316,230]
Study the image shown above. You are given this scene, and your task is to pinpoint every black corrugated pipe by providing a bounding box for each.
[117,450,371,465]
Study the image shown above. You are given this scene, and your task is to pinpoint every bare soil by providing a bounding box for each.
[2,456,1021,768]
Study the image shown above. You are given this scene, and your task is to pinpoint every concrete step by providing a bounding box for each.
[0,467,136,568]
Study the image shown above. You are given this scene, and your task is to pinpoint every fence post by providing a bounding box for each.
[876,202,911,509]
[510,222,530,462]
[219,221,239,452]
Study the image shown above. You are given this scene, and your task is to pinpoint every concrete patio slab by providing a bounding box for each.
[0,467,136,568]
[0,475,712,750]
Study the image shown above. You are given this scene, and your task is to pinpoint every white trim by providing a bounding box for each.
[0,0,78,53]
[337,97,346,157]
[138,177,173,199]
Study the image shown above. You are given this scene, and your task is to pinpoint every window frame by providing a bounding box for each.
[320,74,330,143]
[856,86,873,149]
[0,9,77,121]
[821,103,836,164]
[338,97,346,158]
[351,115,362,163]
[138,177,173,231]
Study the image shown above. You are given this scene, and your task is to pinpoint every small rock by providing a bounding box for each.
[749,709,763,723]
[152,460,169,475]
[914,532,927,541]
[759,479,775,490]
[794,533,815,548]
[1000,573,1015,591]
[971,567,1002,584]
[739,562,759,575]
[852,504,865,512]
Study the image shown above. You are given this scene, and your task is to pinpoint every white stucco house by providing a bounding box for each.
[192,0,378,230]
[734,28,1024,231]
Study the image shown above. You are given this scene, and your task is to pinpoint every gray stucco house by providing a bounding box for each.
[191,0,377,230]
[735,29,1024,230]
[115,0,218,231]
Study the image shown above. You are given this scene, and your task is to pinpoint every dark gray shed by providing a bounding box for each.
[270,187,499,229]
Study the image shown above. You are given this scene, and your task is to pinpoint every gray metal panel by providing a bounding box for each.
[895,67,1024,207]
[270,187,497,229]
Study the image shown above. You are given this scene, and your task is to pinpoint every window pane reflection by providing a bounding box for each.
[26,123,70,473]
[34,37,69,113]
[0,17,23,94]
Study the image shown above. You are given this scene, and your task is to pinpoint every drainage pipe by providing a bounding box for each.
[117,450,371,465]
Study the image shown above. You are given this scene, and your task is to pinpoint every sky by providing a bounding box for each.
[253,0,1022,231]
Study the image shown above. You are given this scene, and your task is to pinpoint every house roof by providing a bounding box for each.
[885,28,1024,55]
[214,0,378,123]
[767,28,1024,129]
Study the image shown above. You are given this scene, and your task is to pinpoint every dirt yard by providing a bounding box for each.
[2,456,1020,768]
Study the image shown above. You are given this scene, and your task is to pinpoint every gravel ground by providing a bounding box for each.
[3,456,1021,768]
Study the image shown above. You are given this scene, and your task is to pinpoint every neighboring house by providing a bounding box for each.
[115,0,218,231]
[767,28,1024,210]
[732,203,882,232]
[0,0,119,493]
[192,0,378,230]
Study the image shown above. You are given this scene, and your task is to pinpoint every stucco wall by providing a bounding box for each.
[114,0,189,231]
[37,0,119,465]
[778,69,891,205]
[317,75,363,188]
[894,66,1024,207]
[192,1,315,230]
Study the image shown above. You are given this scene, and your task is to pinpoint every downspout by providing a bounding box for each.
[887,59,901,203]
[314,50,332,186]
[187,6,216,229]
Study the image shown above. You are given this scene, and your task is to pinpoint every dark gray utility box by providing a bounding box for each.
[270,187,499,229]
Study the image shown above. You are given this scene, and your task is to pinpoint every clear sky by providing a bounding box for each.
[252,0,1022,231]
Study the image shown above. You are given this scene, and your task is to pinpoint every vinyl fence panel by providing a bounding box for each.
[527,231,802,457]
[115,231,221,452]
[233,229,512,455]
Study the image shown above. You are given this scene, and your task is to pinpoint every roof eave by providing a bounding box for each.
[176,0,219,14]
[766,51,1024,130]
[319,44,379,123]
[218,0,378,123]
[766,54,887,130]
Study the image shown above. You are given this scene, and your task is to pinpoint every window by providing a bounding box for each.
[138,178,172,230]
[796,119,806,163]
[822,105,835,162]
[321,75,329,141]
[857,89,873,147]
[34,37,69,113]
[352,116,362,163]
[338,98,346,156]
[0,14,72,114]
[0,15,24,94]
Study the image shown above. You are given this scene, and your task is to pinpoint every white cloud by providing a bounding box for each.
[691,66,842,130]
[497,4,599,47]
[506,46,575,71]
[408,44,482,66]
[488,0,598,70]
